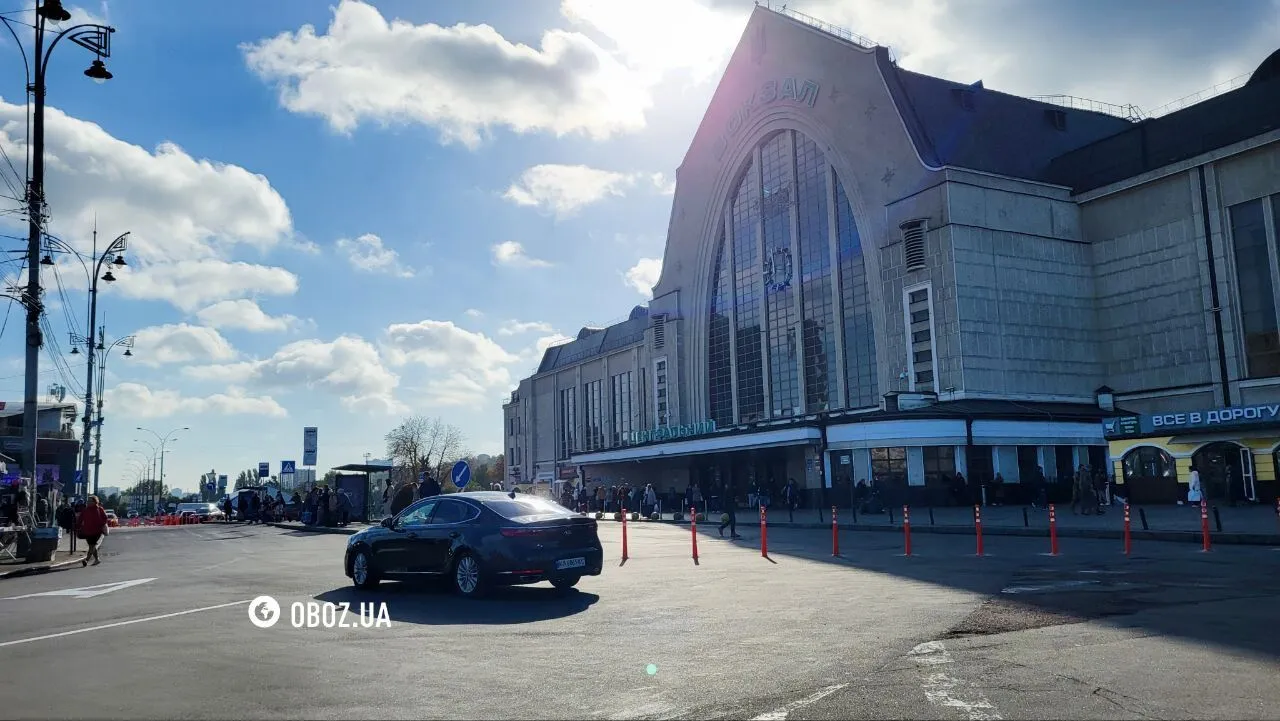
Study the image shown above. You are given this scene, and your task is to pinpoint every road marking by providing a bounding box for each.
[749,683,848,720]
[1000,579,1097,594]
[0,599,250,648]
[909,642,1002,720]
[2,578,156,600]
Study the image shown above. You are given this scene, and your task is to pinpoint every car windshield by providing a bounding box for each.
[481,497,570,522]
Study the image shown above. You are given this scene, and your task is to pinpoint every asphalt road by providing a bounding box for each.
[1,520,1278,719]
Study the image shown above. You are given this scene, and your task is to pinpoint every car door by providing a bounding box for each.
[417,499,477,572]
[373,499,437,574]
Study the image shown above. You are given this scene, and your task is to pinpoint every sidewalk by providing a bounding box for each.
[648,502,1280,545]
[0,535,91,579]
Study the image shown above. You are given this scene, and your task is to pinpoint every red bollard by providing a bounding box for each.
[760,506,768,557]
[903,505,912,557]
[831,506,839,557]
[621,507,629,561]
[974,505,984,557]
[690,507,699,561]
[1123,503,1132,556]
[1200,499,1211,552]
[1049,503,1059,556]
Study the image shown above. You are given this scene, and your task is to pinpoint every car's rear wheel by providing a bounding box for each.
[452,552,486,598]
[351,549,380,589]
[551,576,580,591]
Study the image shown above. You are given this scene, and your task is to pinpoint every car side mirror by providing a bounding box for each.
[381,517,395,529]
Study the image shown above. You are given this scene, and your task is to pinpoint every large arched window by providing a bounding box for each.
[1121,446,1175,481]
[706,129,878,424]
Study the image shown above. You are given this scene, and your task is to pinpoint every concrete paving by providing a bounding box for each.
[0,519,1277,719]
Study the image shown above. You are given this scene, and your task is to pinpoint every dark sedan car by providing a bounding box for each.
[344,492,603,597]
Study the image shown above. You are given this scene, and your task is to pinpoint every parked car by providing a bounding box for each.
[175,502,224,523]
[344,492,603,597]
[105,510,119,528]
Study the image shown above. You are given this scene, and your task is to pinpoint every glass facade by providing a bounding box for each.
[610,371,634,446]
[706,129,878,424]
[583,380,603,451]
[835,176,878,408]
[557,387,576,459]
[707,230,734,426]
[1231,198,1280,378]
[732,156,765,422]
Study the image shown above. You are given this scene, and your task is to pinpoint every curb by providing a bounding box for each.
[268,522,359,536]
[0,556,86,580]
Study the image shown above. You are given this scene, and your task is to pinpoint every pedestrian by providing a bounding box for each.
[1187,465,1203,505]
[35,492,49,526]
[643,484,657,516]
[421,474,441,499]
[76,495,110,566]
[222,496,233,523]
[719,484,741,539]
[55,497,76,554]
[337,490,352,526]
[782,477,799,522]
[250,493,262,524]
[691,483,704,514]
[595,484,606,513]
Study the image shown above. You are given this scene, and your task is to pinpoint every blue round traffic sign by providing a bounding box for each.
[451,460,471,489]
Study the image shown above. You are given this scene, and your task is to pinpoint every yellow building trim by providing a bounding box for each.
[1108,435,1280,485]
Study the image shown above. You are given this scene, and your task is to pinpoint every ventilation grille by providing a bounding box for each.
[651,314,667,350]
[901,219,927,271]
[906,287,935,392]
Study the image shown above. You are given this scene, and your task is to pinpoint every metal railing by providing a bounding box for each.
[1030,94,1145,122]
[756,0,881,51]
[1146,72,1250,118]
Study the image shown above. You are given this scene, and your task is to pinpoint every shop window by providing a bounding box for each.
[871,446,907,485]
[922,446,955,485]
[1121,446,1175,481]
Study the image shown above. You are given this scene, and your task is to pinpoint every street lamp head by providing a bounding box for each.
[123,348,132,357]
[100,270,117,283]
[69,346,79,355]
[84,59,113,83]
[37,0,72,22]
[39,254,54,266]
[112,254,126,267]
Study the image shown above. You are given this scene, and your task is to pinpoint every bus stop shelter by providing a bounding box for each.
[330,463,393,522]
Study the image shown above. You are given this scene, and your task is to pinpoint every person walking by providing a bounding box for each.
[718,484,741,539]
[55,497,76,554]
[782,478,799,522]
[76,495,110,566]
[643,484,657,517]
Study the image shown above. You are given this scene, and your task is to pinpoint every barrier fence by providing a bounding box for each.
[595,501,1227,565]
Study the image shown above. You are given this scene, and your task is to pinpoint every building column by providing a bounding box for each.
[906,446,925,487]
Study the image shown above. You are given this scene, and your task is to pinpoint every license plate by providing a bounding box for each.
[556,557,586,570]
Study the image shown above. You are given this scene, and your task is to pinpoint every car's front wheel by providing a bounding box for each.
[551,576,580,591]
[350,549,380,589]
[452,552,486,598]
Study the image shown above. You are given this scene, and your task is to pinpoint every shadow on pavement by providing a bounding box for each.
[672,522,1280,661]
[315,583,599,626]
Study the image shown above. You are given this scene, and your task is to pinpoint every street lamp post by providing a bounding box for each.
[56,229,130,496]
[1,0,117,485]
[72,331,133,495]
[137,426,187,511]
[131,442,158,512]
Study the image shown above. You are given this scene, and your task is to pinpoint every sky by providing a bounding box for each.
[0,0,1274,495]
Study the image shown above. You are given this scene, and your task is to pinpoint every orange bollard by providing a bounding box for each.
[1123,503,1132,555]
[903,505,912,557]
[974,505,984,557]
[759,506,768,557]
[690,507,699,561]
[621,507,629,561]
[1200,499,1211,552]
[831,506,839,557]
[1049,503,1059,556]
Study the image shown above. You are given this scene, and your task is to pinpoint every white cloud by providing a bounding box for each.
[132,323,238,367]
[503,164,652,217]
[491,241,551,268]
[560,0,743,82]
[0,100,293,264]
[382,320,518,406]
[102,382,286,419]
[184,335,405,415]
[464,308,485,318]
[73,260,300,313]
[498,320,555,336]
[624,257,662,298]
[195,299,301,333]
[241,0,649,146]
[650,172,676,195]
[335,233,415,278]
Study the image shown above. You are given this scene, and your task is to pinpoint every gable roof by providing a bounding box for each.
[536,309,649,375]
[875,48,1136,181]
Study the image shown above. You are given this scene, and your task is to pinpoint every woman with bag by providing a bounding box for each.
[77,495,110,567]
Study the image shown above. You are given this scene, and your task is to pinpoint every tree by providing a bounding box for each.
[385,415,467,489]
[321,470,338,486]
